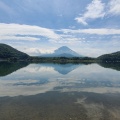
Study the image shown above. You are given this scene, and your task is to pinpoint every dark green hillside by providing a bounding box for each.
[0,44,29,60]
[97,51,120,62]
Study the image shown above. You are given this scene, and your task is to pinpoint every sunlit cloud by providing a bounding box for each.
[0,23,60,41]
[108,0,120,15]
[0,35,39,41]
[0,23,120,57]
[23,47,54,56]
[75,0,120,25]
[75,0,105,25]
[59,28,120,35]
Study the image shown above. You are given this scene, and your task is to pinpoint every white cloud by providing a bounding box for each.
[75,0,120,25]
[1,23,120,44]
[108,0,120,15]
[1,23,120,57]
[77,47,106,57]
[0,23,60,41]
[24,47,54,56]
[75,0,105,25]
[60,28,120,35]
[24,48,41,55]
[50,38,83,44]
[0,35,39,41]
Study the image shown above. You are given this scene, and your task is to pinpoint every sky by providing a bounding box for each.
[0,0,120,57]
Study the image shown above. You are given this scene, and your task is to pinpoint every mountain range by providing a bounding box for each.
[0,43,120,62]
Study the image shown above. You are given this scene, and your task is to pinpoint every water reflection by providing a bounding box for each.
[0,62,29,76]
[99,62,120,71]
[0,62,120,120]
[53,63,80,74]
[0,91,120,120]
[0,62,120,96]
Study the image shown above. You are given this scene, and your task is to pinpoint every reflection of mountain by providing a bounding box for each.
[0,63,120,97]
[0,62,29,76]
[53,64,81,75]
[40,63,81,75]
[32,63,82,75]
[98,63,120,71]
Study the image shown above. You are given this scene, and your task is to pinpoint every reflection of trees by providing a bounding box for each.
[0,62,29,76]
[98,62,120,71]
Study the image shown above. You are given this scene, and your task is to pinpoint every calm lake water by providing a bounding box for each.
[0,62,120,120]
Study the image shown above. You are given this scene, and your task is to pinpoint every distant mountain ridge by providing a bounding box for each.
[41,46,82,57]
[0,43,120,63]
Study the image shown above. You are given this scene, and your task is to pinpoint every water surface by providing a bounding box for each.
[0,62,120,120]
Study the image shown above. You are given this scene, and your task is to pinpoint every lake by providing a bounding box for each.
[0,62,120,120]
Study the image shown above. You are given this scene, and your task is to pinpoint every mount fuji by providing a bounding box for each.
[41,46,83,57]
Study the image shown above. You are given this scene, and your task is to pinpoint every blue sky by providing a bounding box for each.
[0,0,120,57]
